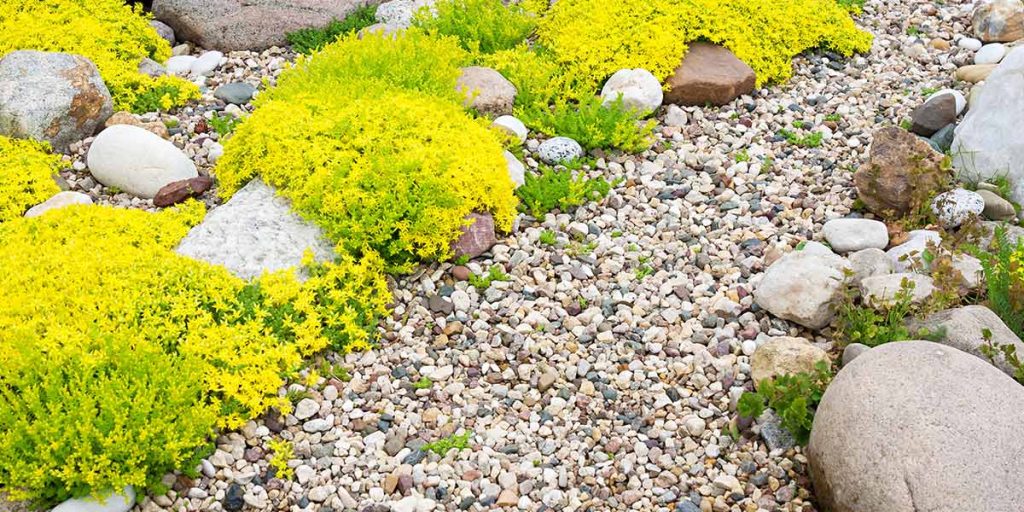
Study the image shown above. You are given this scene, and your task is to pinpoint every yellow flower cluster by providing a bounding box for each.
[0,203,389,502]
[536,0,874,88]
[0,136,61,222]
[217,31,517,271]
[0,0,199,112]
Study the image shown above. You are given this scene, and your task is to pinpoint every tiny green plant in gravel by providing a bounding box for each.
[734,149,750,163]
[515,166,616,217]
[284,388,312,403]
[286,5,378,54]
[468,265,509,290]
[412,376,433,390]
[422,431,472,456]
[208,112,241,137]
[267,439,294,480]
[778,128,823,148]
[825,113,842,122]
[737,360,833,445]
[539,230,558,246]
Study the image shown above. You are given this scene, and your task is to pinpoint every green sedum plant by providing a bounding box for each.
[515,165,615,217]
[737,360,833,445]
[286,5,379,54]
[414,0,537,54]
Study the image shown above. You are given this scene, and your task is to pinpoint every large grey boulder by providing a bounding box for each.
[808,341,1024,512]
[86,125,198,199]
[952,47,1024,204]
[153,0,385,51]
[0,51,112,153]
[176,179,335,280]
[908,305,1024,376]
[754,246,849,330]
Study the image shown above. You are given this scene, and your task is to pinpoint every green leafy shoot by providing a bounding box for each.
[413,0,537,54]
[412,376,433,390]
[208,112,241,138]
[286,5,378,54]
[737,360,833,445]
[515,166,615,217]
[421,431,472,456]
[468,265,510,290]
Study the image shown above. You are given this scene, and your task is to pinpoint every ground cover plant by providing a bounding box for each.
[0,0,199,112]
[217,31,517,272]
[0,136,61,222]
[0,203,389,504]
[286,5,379,54]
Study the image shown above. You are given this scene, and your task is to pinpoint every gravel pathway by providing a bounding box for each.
[131,1,976,511]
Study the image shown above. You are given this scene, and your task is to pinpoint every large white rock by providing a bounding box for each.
[86,124,198,198]
[931,188,985,228]
[808,341,1024,512]
[822,218,889,253]
[24,191,93,218]
[600,68,663,114]
[860,273,935,307]
[952,47,1024,203]
[175,179,335,280]
[0,51,112,153]
[753,247,849,330]
[52,487,134,512]
[503,150,525,188]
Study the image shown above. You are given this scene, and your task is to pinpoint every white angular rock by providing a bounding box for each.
[750,337,829,387]
[809,341,1024,512]
[294,398,319,420]
[503,150,525,188]
[860,273,935,307]
[887,230,941,272]
[600,68,664,114]
[190,51,223,76]
[538,137,583,165]
[753,248,849,330]
[375,0,434,28]
[847,248,894,284]
[953,47,1024,203]
[822,218,889,253]
[52,487,135,512]
[491,115,528,143]
[175,179,335,280]
[976,42,1007,64]
[931,188,985,228]
[958,37,983,51]
[24,191,93,218]
[87,124,197,198]
[165,55,197,75]
[0,51,113,152]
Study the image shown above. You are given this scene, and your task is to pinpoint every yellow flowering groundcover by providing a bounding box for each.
[0,136,61,222]
[0,0,199,112]
[0,203,389,503]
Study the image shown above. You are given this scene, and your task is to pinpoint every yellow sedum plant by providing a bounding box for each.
[0,136,61,222]
[0,203,389,503]
[217,31,517,271]
[536,0,873,88]
[0,0,199,112]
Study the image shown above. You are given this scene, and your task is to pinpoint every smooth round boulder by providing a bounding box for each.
[455,67,516,117]
[822,218,889,253]
[86,125,198,198]
[213,82,257,105]
[538,137,583,165]
[809,341,1024,512]
[491,115,528,144]
[600,68,663,114]
[931,188,984,228]
[975,42,1007,64]
[0,51,113,153]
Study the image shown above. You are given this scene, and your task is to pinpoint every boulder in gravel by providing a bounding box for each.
[153,0,384,51]
[910,92,956,137]
[375,0,434,28]
[213,82,257,105]
[175,179,335,280]
[860,273,935,308]
[451,213,496,260]
[931,188,984,228]
[753,248,849,330]
[52,487,135,512]
[538,137,583,165]
[854,126,948,218]
[24,191,93,218]
[847,248,894,284]
[808,341,1024,512]
[456,67,516,117]
[886,229,941,272]
[104,111,169,139]
[664,42,755,106]
[953,47,1024,204]
[87,124,197,198]
[0,51,112,153]
[822,218,888,253]
[954,63,997,83]
[972,0,1024,42]
[908,305,1024,376]
[600,68,663,114]
[750,336,829,387]
[150,20,176,45]
[977,189,1016,220]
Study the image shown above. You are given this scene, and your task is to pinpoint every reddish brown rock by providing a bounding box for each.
[153,176,213,207]
[664,42,756,106]
[451,213,496,260]
[853,127,950,218]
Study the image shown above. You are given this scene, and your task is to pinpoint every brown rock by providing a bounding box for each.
[455,67,517,117]
[664,42,756,106]
[104,111,169,139]
[451,265,471,281]
[750,336,829,387]
[972,0,1024,42]
[955,63,997,83]
[152,176,214,207]
[153,0,384,51]
[910,93,956,137]
[808,341,1024,512]
[853,126,949,218]
[928,38,950,51]
[451,213,496,260]
[496,489,518,507]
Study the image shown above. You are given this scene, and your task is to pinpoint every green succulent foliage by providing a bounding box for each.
[286,5,379,54]
[413,0,537,54]
[515,166,616,217]
[737,360,833,445]
[468,265,510,290]
[421,431,472,456]
[522,96,656,152]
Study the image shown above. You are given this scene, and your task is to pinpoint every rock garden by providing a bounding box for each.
[1,0,1023,511]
